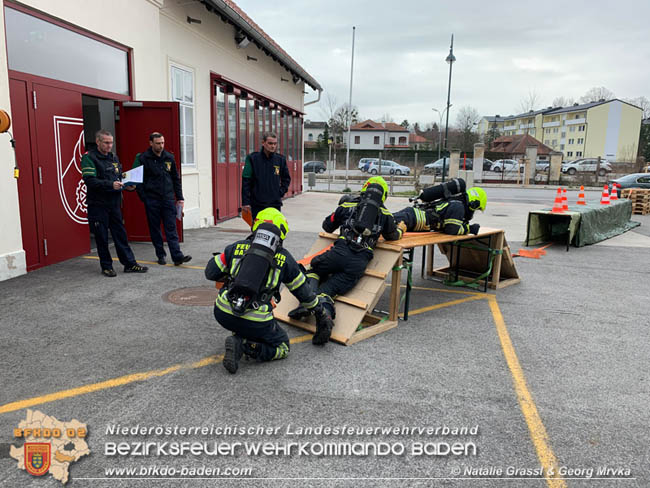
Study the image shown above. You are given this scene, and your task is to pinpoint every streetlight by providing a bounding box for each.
[432,105,451,160]
[442,34,456,182]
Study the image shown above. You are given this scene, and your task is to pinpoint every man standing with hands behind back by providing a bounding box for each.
[241,132,291,221]
[132,132,191,266]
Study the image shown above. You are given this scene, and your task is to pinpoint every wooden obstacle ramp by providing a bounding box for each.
[273,233,403,345]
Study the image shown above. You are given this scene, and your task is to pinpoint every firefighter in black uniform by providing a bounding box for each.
[205,208,331,374]
[289,176,404,345]
[393,184,487,236]
[81,129,148,277]
[241,132,291,220]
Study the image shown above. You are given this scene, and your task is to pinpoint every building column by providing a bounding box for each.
[524,145,538,185]
[473,143,485,183]
[549,151,563,185]
[449,150,460,179]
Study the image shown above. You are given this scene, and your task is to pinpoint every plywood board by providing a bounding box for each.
[274,233,403,345]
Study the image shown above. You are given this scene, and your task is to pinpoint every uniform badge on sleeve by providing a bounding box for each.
[165,161,172,172]
[274,165,280,175]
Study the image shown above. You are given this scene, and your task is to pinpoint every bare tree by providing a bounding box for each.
[625,96,650,119]
[579,86,615,104]
[551,96,575,108]
[380,113,394,123]
[329,103,359,145]
[516,89,540,114]
[453,106,481,154]
[319,93,339,123]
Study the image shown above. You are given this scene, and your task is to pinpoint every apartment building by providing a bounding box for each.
[479,99,642,161]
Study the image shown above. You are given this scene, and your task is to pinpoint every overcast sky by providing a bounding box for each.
[236,0,650,128]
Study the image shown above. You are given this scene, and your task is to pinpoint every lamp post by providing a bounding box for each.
[442,34,456,182]
[432,105,451,161]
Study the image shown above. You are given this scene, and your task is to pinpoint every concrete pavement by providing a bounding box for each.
[1,189,648,487]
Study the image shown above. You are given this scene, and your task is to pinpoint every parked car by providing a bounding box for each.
[608,173,650,197]
[423,158,451,175]
[536,160,550,172]
[561,158,612,176]
[491,159,523,173]
[303,160,326,173]
[367,160,410,175]
[358,158,378,172]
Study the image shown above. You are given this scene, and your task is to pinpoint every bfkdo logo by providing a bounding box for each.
[25,443,51,476]
[10,410,90,484]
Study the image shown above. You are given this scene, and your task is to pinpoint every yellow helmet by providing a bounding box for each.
[361,176,389,202]
[252,207,289,240]
[467,187,487,211]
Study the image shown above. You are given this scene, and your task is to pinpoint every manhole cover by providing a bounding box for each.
[162,286,219,306]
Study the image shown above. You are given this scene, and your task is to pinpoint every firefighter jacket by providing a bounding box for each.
[430,199,474,235]
[241,149,291,208]
[132,148,183,201]
[205,239,318,322]
[322,198,403,251]
[81,149,124,207]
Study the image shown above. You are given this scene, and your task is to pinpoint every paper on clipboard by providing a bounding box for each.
[121,165,143,186]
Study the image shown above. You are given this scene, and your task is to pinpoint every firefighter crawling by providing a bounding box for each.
[392,179,487,236]
[205,208,332,374]
[288,176,404,345]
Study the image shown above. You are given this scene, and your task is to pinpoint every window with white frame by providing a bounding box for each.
[171,65,195,166]
[576,151,582,157]
[577,138,584,144]
[568,138,574,144]
[578,125,585,132]
[570,126,576,132]
[567,151,573,157]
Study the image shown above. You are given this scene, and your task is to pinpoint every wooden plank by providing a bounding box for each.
[491,231,505,289]
[389,253,403,322]
[364,269,387,279]
[335,295,367,309]
[346,320,398,346]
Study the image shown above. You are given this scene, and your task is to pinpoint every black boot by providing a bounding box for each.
[242,341,262,361]
[223,335,243,374]
[313,307,334,345]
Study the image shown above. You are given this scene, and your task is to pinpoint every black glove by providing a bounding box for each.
[469,223,480,235]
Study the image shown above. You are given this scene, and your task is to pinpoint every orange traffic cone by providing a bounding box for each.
[610,183,618,201]
[551,188,564,213]
[600,185,610,205]
[576,185,586,205]
[562,188,569,211]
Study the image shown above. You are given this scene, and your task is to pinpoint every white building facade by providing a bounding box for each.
[0,0,321,280]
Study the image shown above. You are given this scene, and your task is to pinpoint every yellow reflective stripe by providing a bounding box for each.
[287,272,306,291]
[306,272,320,280]
[341,202,357,208]
[380,208,392,215]
[414,208,428,231]
[268,268,281,289]
[436,202,449,212]
[215,293,273,321]
[272,343,289,360]
[214,255,227,272]
[301,296,319,309]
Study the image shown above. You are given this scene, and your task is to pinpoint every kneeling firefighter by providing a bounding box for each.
[205,208,332,374]
[289,176,404,345]
[392,178,487,235]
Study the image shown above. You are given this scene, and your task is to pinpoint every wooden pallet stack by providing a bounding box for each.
[621,188,650,215]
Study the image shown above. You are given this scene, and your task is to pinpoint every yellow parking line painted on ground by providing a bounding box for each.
[401,294,486,318]
[82,255,204,270]
[487,296,566,488]
[404,284,486,297]
[0,334,313,416]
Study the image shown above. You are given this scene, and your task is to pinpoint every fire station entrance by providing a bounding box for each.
[6,3,181,271]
